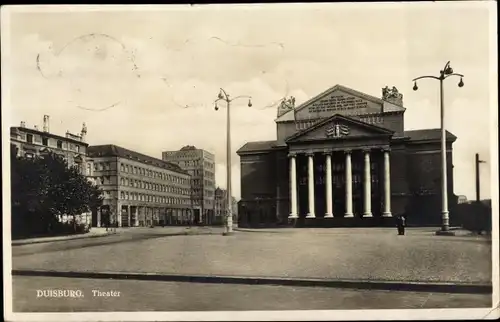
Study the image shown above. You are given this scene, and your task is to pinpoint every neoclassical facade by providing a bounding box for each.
[237,85,458,227]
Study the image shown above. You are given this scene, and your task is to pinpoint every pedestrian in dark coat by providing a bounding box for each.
[397,215,406,235]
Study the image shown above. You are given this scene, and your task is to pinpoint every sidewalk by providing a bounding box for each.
[11,226,222,246]
[11,228,118,246]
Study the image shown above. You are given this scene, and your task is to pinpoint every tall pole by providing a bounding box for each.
[475,153,480,203]
[214,89,252,236]
[226,99,233,235]
[440,77,449,230]
[476,153,486,203]
[412,61,464,232]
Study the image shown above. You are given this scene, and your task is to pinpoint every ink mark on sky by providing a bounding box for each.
[37,33,289,113]
[165,36,289,110]
[36,33,141,112]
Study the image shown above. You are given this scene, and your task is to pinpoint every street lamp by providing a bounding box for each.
[214,88,252,236]
[412,61,464,232]
[475,153,486,203]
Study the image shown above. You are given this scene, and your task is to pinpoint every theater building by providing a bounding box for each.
[237,85,458,228]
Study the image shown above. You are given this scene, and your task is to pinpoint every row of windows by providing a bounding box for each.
[163,152,198,159]
[94,162,111,171]
[358,116,384,124]
[175,159,214,168]
[192,188,214,196]
[120,191,190,205]
[204,161,215,169]
[293,115,385,131]
[119,177,189,195]
[24,134,82,152]
[189,169,215,178]
[295,121,318,131]
[120,162,188,185]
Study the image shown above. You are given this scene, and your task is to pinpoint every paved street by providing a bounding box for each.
[10,227,493,312]
[12,226,222,257]
[13,276,491,312]
[13,227,492,284]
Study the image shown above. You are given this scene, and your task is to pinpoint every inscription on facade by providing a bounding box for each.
[308,95,369,113]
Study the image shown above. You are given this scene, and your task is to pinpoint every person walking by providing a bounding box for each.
[397,215,406,235]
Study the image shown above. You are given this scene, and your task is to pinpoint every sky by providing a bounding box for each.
[2,2,497,201]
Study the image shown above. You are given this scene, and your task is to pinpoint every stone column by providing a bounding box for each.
[324,150,334,218]
[363,149,373,217]
[135,206,139,226]
[97,208,101,227]
[345,150,354,217]
[127,205,131,227]
[382,148,392,217]
[117,202,122,227]
[306,152,316,218]
[288,152,298,219]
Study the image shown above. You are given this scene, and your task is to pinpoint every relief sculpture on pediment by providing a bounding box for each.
[325,123,350,139]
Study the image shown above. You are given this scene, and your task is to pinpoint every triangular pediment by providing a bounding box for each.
[285,114,394,143]
[275,84,405,123]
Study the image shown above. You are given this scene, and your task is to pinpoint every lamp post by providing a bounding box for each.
[475,153,486,203]
[412,61,464,232]
[214,88,252,236]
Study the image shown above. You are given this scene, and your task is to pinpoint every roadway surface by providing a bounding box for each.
[10,226,493,312]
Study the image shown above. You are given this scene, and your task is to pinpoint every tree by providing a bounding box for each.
[11,151,103,237]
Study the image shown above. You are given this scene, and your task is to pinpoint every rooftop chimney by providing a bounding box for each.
[81,122,87,142]
[43,115,50,133]
[20,121,26,128]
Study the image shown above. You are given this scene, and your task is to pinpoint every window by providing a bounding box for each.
[57,140,63,149]
[121,192,125,199]
[75,145,80,152]
[42,137,48,146]
[26,134,33,143]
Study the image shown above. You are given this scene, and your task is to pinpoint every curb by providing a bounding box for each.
[12,269,492,294]
[11,232,118,246]
[12,229,218,247]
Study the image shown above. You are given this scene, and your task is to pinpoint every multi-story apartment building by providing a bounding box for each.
[162,146,216,224]
[214,187,238,225]
[87,145,191,227]
[10,115,89,176]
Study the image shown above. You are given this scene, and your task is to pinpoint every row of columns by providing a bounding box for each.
[289,148,392,219]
